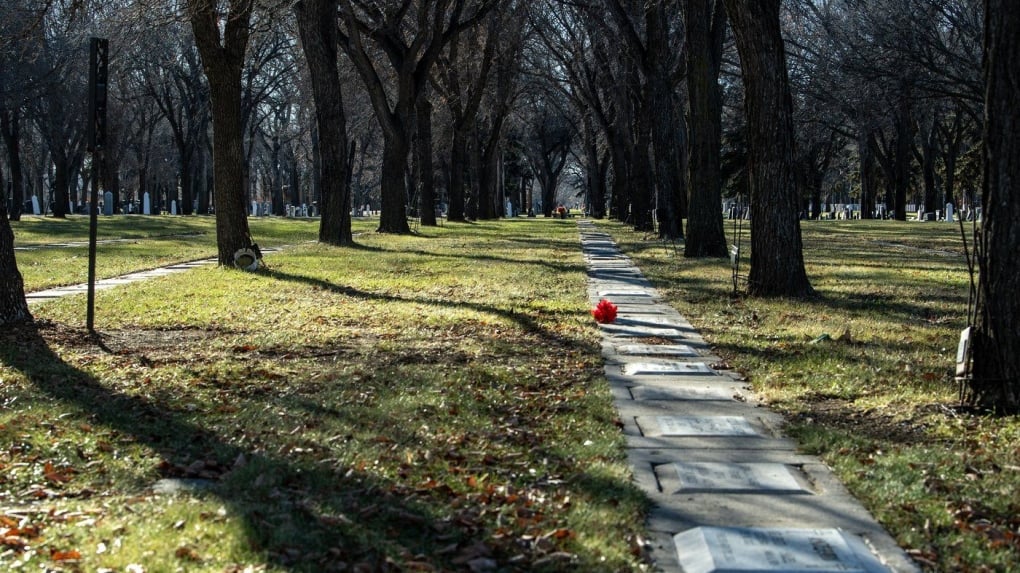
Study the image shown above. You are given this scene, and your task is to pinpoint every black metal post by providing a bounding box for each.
[86,37,109,332]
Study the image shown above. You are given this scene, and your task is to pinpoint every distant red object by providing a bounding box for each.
[592,299,618,324]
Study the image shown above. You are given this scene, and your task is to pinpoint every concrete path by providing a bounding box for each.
[25,246,283,305]
[579,221,919,573]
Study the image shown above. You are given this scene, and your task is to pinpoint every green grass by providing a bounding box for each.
[11,215,376,291]
[1,218,649,572]
[604,218,1020,572]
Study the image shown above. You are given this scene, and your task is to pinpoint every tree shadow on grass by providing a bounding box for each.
[2,312,638,571]
[0,321,561,571]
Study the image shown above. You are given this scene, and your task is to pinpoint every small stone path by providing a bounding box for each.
[579,220,919,573]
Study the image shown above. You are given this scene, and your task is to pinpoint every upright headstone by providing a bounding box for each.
[31,195,41,215]
[252,200,259,216]
[103,191,114,215]
[143,192,151,215]
[171,200,177,215]
[945,202,954,222]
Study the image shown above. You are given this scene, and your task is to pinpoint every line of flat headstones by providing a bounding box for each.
[579,221,890,573]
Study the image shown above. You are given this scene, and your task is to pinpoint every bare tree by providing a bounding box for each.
[295,0,353,245]
[186,0,258,265]
[970,0,1020,412]
[723,0,813,297]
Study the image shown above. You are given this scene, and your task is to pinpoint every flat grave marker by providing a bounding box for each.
[615,343,697,356]
[673,527,889,573]
[621,361,712,375]
[652,415,760,437]
[667,462,807,493]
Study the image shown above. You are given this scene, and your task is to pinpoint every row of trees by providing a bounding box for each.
[0,0,1017,412]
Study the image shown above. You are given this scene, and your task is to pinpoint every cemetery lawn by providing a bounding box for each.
[604,219,1020,572]
[11,215,371,291]
[0,219,649,572]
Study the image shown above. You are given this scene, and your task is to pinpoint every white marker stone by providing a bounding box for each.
[631,386,734,401]
[674,527,890,573]
[598,289,653,297]
[616,344,697,356]
[601,324,685,338]
[671,462,806,492]
[622,361,712,375]
[655,416,759,437]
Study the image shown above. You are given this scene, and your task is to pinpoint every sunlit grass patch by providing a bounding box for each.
[2,218,648,572]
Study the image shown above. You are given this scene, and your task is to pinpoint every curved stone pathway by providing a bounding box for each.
[579,221,918,573]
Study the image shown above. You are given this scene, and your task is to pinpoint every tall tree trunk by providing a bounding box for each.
[415,93,437,226]
[189,0,257,264]
[685,0,728,257]
[0,202,31,324]
[723,0,813,297]
[51,155,70,218]
[859,126,877,219]
[1,110,25,221]
[630,114,655,232]
[447,129,468,222]
[893,94,913,220]
[970,0,1020,412]
[379,133,411,232]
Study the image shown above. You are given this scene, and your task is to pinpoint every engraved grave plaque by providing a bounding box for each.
[616,344,697,356]
[655,416,759,437]
[673,527,889,573]
[622,361,712,375]
[671,462,806,492]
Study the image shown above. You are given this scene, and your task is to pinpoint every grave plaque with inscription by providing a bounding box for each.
[622,361,712,375]
[616,344,697,356]
[671,462,806,492]
[674,527,888,573]
[655,416,759,437]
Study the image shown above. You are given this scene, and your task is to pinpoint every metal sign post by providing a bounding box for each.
[86,37,108,332]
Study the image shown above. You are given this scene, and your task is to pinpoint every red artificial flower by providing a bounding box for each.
[591,299,618,324]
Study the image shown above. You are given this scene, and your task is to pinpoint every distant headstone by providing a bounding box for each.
[673,527,889,573]
[670,462,806,492]
[252,200,259,216]
[654,415,759,437]
[622,362,712,376]
[103,191,113,215]
[171,200,177,215]
[945,202,954,222]
[143,192,151,215]
[31,195,41,215]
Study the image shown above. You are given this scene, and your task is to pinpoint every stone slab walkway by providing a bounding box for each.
[579,221,919,573]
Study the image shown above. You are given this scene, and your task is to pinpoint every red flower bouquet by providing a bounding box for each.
[591,299,618,324]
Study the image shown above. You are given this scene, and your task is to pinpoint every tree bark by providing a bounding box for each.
[723,0,813,297]
[295,0,353,246]
[1,110,25,221]
[414,92,438,226]
[685,0,728,257]
[970,0,1020,412]
[188,0,257,265]
[447,130,468,222]
[0,202,31,324]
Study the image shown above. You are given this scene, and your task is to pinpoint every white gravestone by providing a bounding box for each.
[171,200,177,215]
[671,462,806,492]
[673,527,889,573]
[622,362,712,376]
[945,202,954,222]
[655,416,759,437]
[31,195,41,215]
[143,192,151,214]
[252,201,259,216]
[103,191,114,215]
